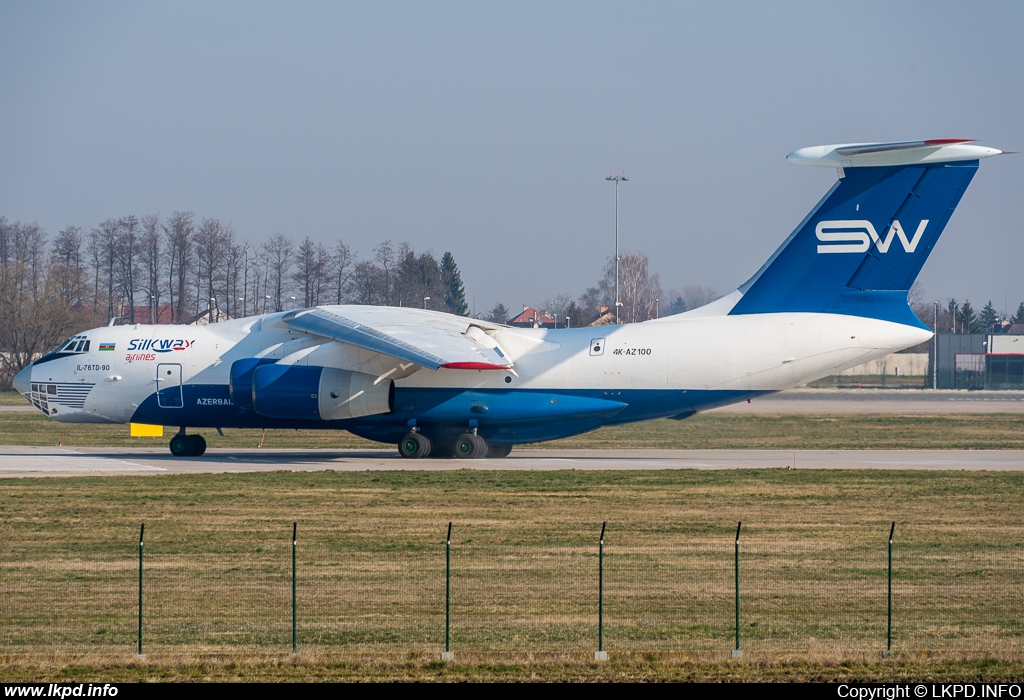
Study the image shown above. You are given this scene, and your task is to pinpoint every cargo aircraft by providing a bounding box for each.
[14,139,1006,458]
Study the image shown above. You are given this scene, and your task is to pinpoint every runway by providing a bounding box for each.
[3,389,1023,477]
[1,445,1022,477]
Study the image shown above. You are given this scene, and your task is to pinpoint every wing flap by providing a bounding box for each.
[282,307,513,371]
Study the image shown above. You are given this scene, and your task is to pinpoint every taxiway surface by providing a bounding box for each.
[3,389,1023,477]
[1,445,1022,477]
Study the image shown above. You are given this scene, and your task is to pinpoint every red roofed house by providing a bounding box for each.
[117,305,175,325]
[509,305,556,328]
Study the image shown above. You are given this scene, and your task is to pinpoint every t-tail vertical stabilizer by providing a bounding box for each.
[728,139,1005,327]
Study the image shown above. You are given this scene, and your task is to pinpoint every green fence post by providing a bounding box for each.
[136,523,145,658]
[292,522,297,653]
[442,522,453,661]
[885,521,895,657]
[733,521,743,658]
[595,521,607,661]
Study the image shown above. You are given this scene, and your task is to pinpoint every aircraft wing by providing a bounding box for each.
[281,306,514,371]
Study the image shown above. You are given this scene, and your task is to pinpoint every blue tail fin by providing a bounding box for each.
[729,160,979,326]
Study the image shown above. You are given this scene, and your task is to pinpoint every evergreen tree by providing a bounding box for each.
[958,299,981,334]
[980,300,999,332]
[487,302,510,324]
[439,251,468,316]
[1013,302,1024,325]
[565,300,587,328]
[663,295,687,316]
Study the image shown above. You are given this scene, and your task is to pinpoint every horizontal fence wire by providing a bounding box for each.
[1,522,1021,655]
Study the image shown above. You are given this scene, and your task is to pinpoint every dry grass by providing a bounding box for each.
[3,470,1024,681]
[3,651,1024,682]
[3,408,1024,450]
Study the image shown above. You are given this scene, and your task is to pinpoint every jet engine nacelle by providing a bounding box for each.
[229,357,278,411]
[250,364,393,421]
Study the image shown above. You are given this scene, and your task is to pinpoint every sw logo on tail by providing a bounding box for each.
[816,220,929,254]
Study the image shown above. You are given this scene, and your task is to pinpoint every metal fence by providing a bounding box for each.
[2,521,1022,656]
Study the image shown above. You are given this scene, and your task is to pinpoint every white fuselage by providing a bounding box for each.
[17,306,930,428]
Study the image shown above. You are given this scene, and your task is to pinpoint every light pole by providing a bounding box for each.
[933,301,939,390]
[423,296,430,309]
[606,172,629,324]
[656,297,660,319]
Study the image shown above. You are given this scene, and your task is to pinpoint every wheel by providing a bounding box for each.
[454,433,487,459]
[169,434,190,457]
[192,434,207,457]
[486,444,513,458]
[399,432,430,459]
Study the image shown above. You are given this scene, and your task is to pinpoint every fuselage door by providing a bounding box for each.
[157,363,183,408]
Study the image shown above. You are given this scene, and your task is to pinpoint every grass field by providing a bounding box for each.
[4,405,1024,450]
[3,469,1024,681]
[4,388,1024,681]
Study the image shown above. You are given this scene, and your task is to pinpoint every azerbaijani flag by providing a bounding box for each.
[99,343,115,351]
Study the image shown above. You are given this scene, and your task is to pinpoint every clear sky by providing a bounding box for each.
[2,1,1021,316]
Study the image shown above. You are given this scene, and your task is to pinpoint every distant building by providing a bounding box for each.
[190,307,233,325]
[933,333,1024,390]
[117,305,175,325]
[509,305,556,328]
[589,305,615,327]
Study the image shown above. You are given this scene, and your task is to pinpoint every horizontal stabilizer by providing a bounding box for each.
[788,139,1003,168]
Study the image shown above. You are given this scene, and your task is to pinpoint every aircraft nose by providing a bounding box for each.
[13,364,32,395]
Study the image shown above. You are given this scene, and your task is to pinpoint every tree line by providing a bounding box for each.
[484,251,718,329]
[0,214,468,387]
[4,212,1023,389]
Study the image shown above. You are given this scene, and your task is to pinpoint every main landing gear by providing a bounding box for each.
[398,430,512,460]
[169,432,206,457]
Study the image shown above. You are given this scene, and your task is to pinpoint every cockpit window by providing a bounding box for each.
[53,336,91,355]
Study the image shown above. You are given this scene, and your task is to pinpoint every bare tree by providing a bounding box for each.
[350,259,385,305]
[681,285,718,311]
[194,217,233,317]
[163,211,195,323]
[331,241,354,304]
[593,252,662,323]
[544,293,573,328]
[373,240,395,305]
[138,214,163,323]
[51,225,86,307]
[293,236,329,308]
[0,220,88,388]
[248,245,270,315]
[115,215,141,323]
[88,219,120,322]
[263,233,294,312]
[224,239,248,319]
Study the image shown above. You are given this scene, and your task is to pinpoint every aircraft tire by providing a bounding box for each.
[399,432,431,459]
[192,435,207,457]
[486,444,513,458]
[169,434,190,457]
[454,433,487,459]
